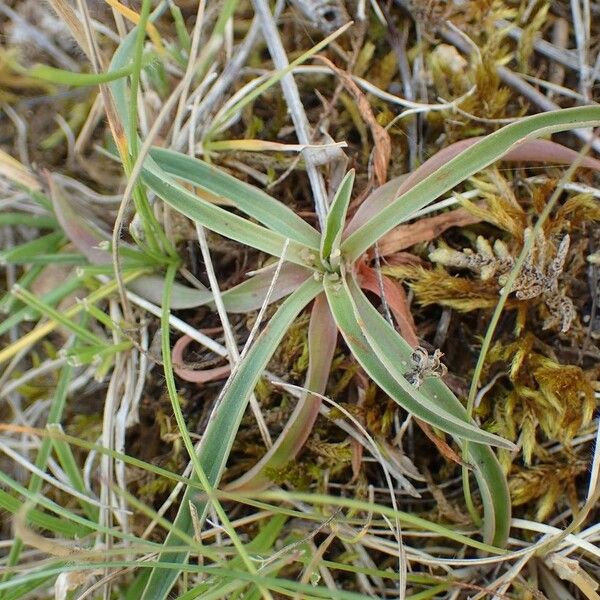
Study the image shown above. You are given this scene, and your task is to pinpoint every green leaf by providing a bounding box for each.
[150,147,321,249]
[323,273,515,449]
[0,231,64,265]
[141,163,316,267]
[0,213,57,228]
[227,293,336,492]
[27,63,137,86]
[347,278,511,546]
[209,263,312,313]
[140,277,322,600]
[343,106,600,260]
[0,488,83,538]
[2,573,59,600]
[0,276,82,337]
[320,170,354,269]
[128,262,311,311]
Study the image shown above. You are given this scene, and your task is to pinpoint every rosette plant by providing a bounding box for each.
[99,27,600,600]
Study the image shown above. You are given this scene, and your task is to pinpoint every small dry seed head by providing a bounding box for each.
[405,346,447,388]
[430,228,575,331]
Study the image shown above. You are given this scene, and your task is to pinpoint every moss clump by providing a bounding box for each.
[484,334,595,466]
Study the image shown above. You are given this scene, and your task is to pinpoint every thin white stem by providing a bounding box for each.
[250,0,329,229]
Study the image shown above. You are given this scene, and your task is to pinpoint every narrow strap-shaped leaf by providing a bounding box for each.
[210,263,312,313]
[128,263,312,311]
[323,273,514,449]
[150,147,320,249]
[227,293,337,492]
[347,277,511,547]
[108,28,320,264]
[343,106,600,260]
[0,231,65,265]
[320,170,355,267]
[141,164,315,267]
[140,277,322,600]
[28,62,137,86]
[48,175,112,264]
[345,138,600,236]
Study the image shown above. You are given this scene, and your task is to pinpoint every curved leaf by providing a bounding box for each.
[227,293,337,492]
[346,138,600,236]
[141,164,315,267]
[128,263,311,311]
[323,273,515,449]
[320,170,354,267]
[151,147,320,249]
[28,62,137,87]
[343,107,600,259]
[347,277,510,547]
[140,277,322,600]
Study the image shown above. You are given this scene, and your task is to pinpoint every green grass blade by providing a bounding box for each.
[0,488,84,538]
[50,433,98,522]
[242,490,505,553]
[323,274,514,449]
[199,514,288,598]
[141,163,316,267]
[0,213,57,228]
[0,231,64,265]
[12,286,106,347]
[320,170,354,268]
[150,147,321,248]
[27,63,138,86]
[169,2,191,53]
[343,106,600,260]
[0,561,376,600]
[9,253,87,266]
[0,275,82,336]
[140,277,321,600]
[206,23,351,139]
[0,264,44,315]
[347,278,511,546]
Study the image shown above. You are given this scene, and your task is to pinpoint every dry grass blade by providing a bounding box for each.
[317,55,391,188]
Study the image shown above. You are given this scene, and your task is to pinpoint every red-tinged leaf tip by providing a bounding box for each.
[46,172,111,264]
[345,138,600,237]
[172,335,231,383]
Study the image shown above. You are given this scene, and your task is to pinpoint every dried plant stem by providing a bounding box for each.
[440,26,600,154]
[193,221,273,448]
[174,1,286,150]
[250,0,330,229]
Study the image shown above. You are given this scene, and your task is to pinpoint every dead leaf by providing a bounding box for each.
[378,207,480,256]
[415,418,465,467]
[317,55,391,188]
[172,335,231,383]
